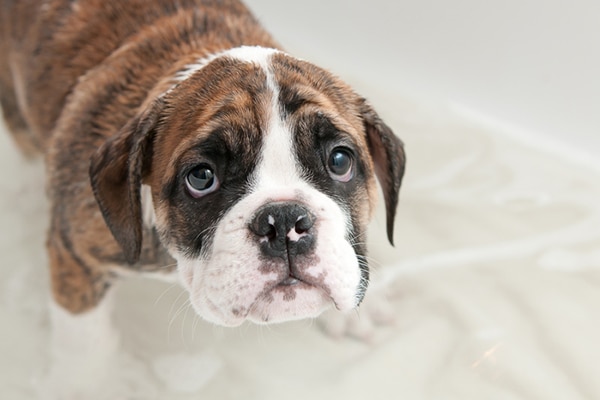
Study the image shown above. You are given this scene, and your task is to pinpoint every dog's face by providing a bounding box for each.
[90,47,405,326]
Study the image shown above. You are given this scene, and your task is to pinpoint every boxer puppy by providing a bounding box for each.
[1,0,404,393]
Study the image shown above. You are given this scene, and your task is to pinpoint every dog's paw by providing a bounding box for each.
[35,300,158,400]
[35,348,157,400]
[318,286,397,342]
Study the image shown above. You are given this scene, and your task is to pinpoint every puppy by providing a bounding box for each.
[1,0,405,391]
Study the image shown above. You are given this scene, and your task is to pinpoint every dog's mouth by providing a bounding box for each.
[177,190,364,327]
[245,275,333,324]
[279,275,301,286]
[181,240,365,326]
[265,273,329,300]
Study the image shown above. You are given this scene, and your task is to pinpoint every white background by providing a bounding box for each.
[245,0,600,157]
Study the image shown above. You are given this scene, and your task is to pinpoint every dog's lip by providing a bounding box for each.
[201,275,326,325]
[246,275,334,313]
[279,275,301,286]
[268,274,317,292]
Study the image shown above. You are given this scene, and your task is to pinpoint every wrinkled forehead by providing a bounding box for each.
[270,52,364,135]
[153,47,367,179]
[155,53,270,162]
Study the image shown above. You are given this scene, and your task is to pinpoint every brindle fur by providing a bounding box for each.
[0,0,405,315]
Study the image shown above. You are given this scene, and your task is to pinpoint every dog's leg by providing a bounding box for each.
[41,292,119,399]
[46,227,113,315]
[39,233,119,399]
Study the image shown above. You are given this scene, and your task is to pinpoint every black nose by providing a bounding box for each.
[249,202,315,259]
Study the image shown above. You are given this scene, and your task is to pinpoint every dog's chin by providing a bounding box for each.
[246,281,333,325]
[188,282,335,327]
[177,248,364,327]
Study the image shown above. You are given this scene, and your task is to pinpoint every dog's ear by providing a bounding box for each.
[89,99,164,264]
[359,99,406,245]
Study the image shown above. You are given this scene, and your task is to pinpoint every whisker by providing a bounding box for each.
[191,311,202,342]
[155,262,178,270]
[181,301,192,347]
[168,296,191,342]
[166,290,188,343]
[168,287,187,318]
[356,254,383,269]
[153,282,180,306]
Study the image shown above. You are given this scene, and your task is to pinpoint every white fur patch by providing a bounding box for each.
[170,46,280,88]
[141,184,156,228]
[221,45,280,68]
[252,91,302,189]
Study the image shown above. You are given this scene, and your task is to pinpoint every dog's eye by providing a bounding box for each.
[186,165,219,197]
[327,147,354,182]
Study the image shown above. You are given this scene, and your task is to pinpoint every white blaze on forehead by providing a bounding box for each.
[253,86,303,189]
[221,46,280,69]
[227,49,305,190]
[173,45,280,83]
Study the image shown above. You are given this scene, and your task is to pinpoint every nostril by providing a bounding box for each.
[265,224,277,241]
[250,213,276,238]
[294,220,307,235]
[294,214,314,235]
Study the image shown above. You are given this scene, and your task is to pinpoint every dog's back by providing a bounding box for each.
[0,0,278,154]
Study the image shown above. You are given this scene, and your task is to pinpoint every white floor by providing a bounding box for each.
[1,82,599,399]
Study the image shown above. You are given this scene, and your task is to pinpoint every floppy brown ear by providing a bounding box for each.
[359,99,406,245]
[89,99,164,264]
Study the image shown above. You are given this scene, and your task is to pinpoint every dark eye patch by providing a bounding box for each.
[291,111,370,296]
[292,113,365,188]
[160,127,261,258]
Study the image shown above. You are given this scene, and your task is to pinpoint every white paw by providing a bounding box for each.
[35,350,157,400]
[35,298,158,400]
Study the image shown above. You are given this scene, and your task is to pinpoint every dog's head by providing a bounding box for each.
[90,47,405,326]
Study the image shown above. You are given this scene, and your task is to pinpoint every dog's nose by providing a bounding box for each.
[249,202,315,259]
